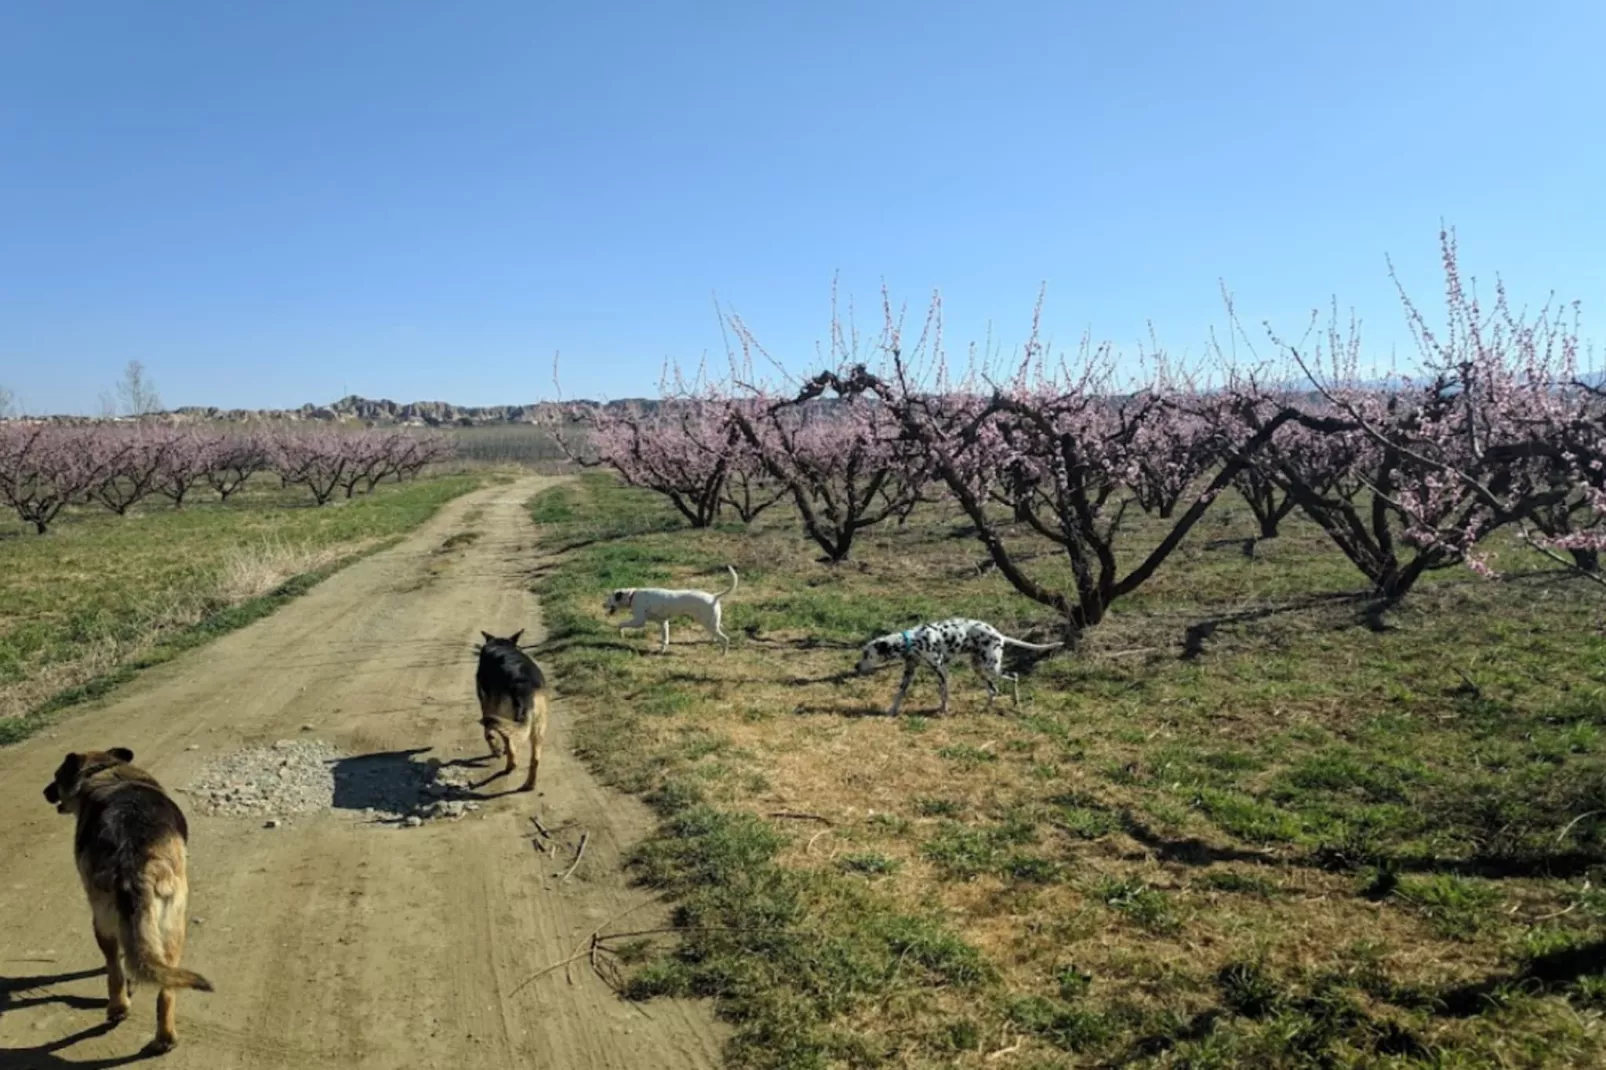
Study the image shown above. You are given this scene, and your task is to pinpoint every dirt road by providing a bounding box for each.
[0,476,724,1069]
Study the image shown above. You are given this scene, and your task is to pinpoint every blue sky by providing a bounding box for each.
[2,1,1601,414]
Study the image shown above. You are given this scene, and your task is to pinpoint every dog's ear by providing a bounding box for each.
[509,629,524,646]
[109,747,134,763]
[481,631,495,644]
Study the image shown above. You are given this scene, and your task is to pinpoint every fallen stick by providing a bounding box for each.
[530,815,555,839]
[769,810,833,825]
[510,949,594,996]
[554,893,668,993]
[560,831,590,882]
[520,922,788,997]
[1556,810,1603,844]
[594,924,792,943]
[986,1037,1023,1060]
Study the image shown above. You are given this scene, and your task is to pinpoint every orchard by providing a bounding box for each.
[0,423,455,532]
[561,232,1606,638]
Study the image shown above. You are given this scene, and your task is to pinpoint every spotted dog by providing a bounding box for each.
[855,618,1062,716]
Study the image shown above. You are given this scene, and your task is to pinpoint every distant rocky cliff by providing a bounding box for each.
[150,394,658,427]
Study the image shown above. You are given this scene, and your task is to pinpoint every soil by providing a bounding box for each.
[0,476,724,1069]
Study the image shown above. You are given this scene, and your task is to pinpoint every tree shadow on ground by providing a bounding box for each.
[1434,939,1606,1018]
[1109,812,1603,882]
[739,632,861,652]
[1119,814,1285,867]
[1180,592,1371,659]
[531,632,645,658]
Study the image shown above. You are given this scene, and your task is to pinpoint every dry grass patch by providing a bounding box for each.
[216,535,370,602]
[531,473,1606,1068]
[0,474,482,740]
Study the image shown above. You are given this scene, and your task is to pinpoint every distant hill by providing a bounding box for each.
[164,394,655,428]
[12,370,1601,426]
[2,394,665,427]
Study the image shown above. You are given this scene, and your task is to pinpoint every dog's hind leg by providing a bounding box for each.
[971,650,1002,707]
[973,648,1020,708]
[887,661,918,717]
[520,696,547,793]
[659,620,671,653]
[499,725,517,776]
[519,738,541,793]
[151,904,188,1054]
[152,987,178,1054]
[93,915,130,1024]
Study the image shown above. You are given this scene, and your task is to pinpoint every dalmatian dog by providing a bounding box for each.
[604,566,738,653]
[855,617,1062,716]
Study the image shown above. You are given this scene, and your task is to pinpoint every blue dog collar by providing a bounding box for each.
[900,630,914,652]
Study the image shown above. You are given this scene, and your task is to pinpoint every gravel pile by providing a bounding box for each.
[187,739,341,819]
[185,739,485,827]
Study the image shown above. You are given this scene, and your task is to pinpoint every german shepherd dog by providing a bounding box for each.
[43,748,213,1055]
[475,630,550,792]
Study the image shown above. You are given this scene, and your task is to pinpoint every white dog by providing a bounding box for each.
[604,566,738,653]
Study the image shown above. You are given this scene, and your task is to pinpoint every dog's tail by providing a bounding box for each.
[714,565,739,602]
[116,853,214,993]
[1000,635,1064,653]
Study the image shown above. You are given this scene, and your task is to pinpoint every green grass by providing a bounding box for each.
[528,472,1606,1068]
[1093,876,1181,934]
[0,473,483,742]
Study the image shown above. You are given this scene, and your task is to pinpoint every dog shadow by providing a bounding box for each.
[464,773,535,797]
[0,968,157,1070]
[0,968,108,1017]
[0,1022,153,1069]
[792,699,901,719]
[328,748,526,822]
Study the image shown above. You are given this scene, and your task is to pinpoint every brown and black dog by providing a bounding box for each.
[475,630,550,792]
[44,748,213,1055]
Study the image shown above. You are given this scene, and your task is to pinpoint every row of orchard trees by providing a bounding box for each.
[561,232,1606,640]
[0,424,455,533]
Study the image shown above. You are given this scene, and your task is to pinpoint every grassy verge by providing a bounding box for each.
[0,473,486,743]
[531,473,1606,1068]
